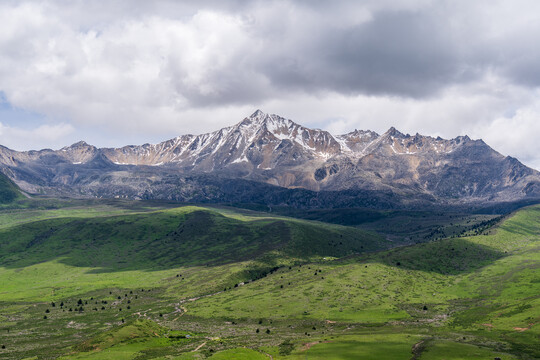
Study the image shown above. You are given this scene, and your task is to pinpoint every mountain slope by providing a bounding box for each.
[1,110,539,207]
[0,171,21,203]
[104,110,340,170]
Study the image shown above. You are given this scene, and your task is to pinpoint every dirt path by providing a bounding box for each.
[178,290,223,304]
[193,341,207,352]
[302,341,320,351]
[410,340,428,360]
[301,341,331,351]
[134,308,152,319]
[170,290,224,320]
[172,305,187,321]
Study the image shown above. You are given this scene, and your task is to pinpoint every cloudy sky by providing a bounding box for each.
[2,1,540,168]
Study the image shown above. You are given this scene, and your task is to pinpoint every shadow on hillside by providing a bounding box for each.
[0,208,384,273]
[376,237,505,275]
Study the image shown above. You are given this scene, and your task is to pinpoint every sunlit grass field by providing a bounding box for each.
[0,198,538,359]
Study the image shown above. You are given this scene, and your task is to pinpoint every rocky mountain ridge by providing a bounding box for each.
[1,110,539,208]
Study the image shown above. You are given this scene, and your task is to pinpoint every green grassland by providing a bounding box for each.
[0,204,386,301]
[0,197,538,359]
[0,172,24,205]
[233,205,500,243]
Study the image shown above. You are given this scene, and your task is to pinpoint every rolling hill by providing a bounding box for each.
[0,200,538,359]
[0,172,21,204]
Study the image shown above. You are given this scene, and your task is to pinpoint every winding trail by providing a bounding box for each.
[193,341,207,352]
[169,290,224,320]
[179,290,224,304]
[410,340,427,360]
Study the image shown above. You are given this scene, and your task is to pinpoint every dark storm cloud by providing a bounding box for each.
[257,9,472,98]
[497,32,540,88]
[2,0,540,170]
[3,0,539,108]
[169,3,476,106]
[158,0,537,106]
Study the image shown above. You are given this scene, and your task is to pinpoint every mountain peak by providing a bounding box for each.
[453,135,471,144]
[59,141,98,164]
[1,109,538,205]
[383,127,406,138]
[63,141,95,150]
[240,109,270,127]
[249,109,266,118]
[239,111,294,131]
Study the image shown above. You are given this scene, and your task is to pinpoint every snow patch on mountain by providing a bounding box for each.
[96,110,475,172]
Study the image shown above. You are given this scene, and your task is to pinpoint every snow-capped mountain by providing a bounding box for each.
[100,110,341,169]
[1,110,539,207]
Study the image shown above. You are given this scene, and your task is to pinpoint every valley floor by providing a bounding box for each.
[0,199,538,359]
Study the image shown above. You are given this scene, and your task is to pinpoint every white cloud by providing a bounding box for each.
[0,3,261,133]
[254,74,540,170]
[0,122,74,151]
[0,1,540,169]
[476,102,540,170]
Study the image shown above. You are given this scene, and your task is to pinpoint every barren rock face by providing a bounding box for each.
[1,110,539,208]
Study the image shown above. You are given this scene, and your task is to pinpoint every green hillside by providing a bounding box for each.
[0,206,384,266]
[0,205,386,304]
[0,201,538,359]
[0,172,21,204]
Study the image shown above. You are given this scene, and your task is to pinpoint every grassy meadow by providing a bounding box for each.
[0,196,538,359]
